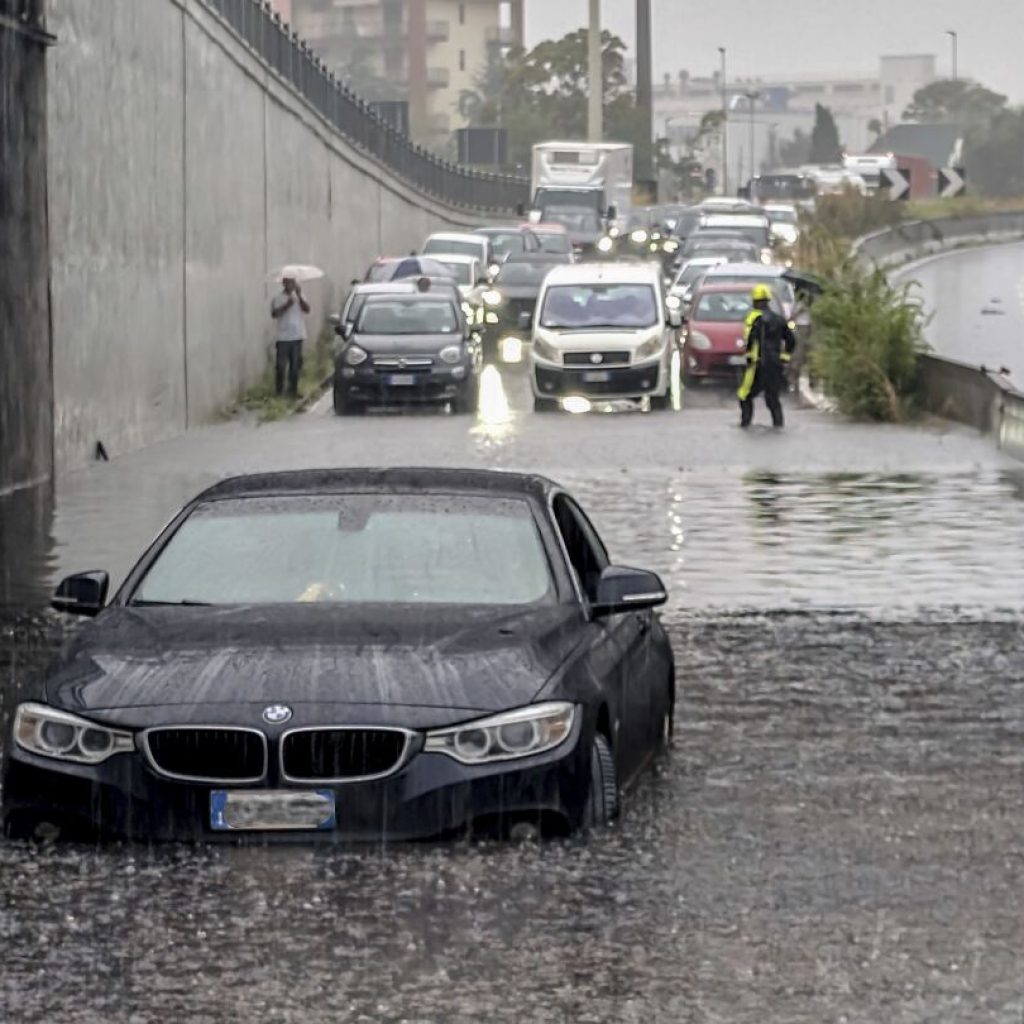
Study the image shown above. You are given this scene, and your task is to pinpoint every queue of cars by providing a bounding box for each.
[329,194,805,415]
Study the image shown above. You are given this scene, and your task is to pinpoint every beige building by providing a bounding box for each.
[285,0,522,147]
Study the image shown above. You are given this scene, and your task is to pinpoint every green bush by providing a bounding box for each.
[810,261,926,421]
[806,191,905,240]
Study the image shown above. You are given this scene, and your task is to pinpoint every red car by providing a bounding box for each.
[682,282,784,382]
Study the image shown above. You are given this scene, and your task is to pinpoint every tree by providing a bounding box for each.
[458,30,640,169]
[779,128,811,168]
[902,80,1006,126]
[809,104,843,164]
[966,107,1024,196]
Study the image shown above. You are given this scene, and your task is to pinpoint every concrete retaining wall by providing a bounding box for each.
[0,9,53,497]
[46,0,482,469]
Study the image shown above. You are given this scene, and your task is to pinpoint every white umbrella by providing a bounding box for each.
[267,264,325,284]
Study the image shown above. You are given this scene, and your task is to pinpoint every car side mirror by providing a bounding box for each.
[517,310,532,331]
[340,322,354,340]
[52,571,109,617]
[591,566,667,617]
[667,310,682,329]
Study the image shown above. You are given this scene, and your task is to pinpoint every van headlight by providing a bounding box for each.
[760,250,774,265]
[439,344,463,364]
[532,337,560,363]
[424,703,576,764]
[634,335,665,362]
[14,703,135,765]
[597,236,614,253]
[631,229,649,244]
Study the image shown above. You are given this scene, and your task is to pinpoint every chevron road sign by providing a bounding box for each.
[939,167,966,199]
[882,166,911,201]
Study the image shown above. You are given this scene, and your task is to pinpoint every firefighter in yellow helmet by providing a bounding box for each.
[737,283,796,428]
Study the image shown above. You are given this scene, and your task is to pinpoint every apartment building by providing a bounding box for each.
[285,0,520,146]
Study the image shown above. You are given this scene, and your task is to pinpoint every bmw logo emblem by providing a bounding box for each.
[262,704,293,725]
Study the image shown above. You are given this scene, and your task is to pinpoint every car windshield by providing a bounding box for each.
[356,299,458,334]
[686,239,758,258]
[694,291,776,322]
[541,207,602,233]
[132,495,554,607]
[536,232,572,254]
[768,209,798,225]
[436,261,473,286]
[496,263,549,286]
[540,283,658,329]
[710,276,795,305]
[674,263,718,288]
[423,238,483,259]
[483,233,525,257]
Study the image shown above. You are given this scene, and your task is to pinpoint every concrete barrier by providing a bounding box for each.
[852,215,1024,461]
[45,0,492,470]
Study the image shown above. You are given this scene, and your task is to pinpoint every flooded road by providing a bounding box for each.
[2,371,1024,1021]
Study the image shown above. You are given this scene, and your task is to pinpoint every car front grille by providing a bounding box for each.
[563,350,631,367]
[281,728,412,782]
[372,356,434,374]
[143,727,267,783]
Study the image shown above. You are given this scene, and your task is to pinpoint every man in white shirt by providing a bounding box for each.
[270,273,311,397]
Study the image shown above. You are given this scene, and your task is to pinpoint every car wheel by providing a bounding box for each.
[533,395,559,413]
[333,385,361,416]
[582,732,620,828]
[452,380,479,415]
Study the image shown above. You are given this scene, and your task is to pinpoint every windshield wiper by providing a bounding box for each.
[130,599,213,607]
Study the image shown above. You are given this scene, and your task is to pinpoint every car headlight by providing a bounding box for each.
[482,289,503,307]
[488,263,501,278]
[788,320,797,331]
[485,311,500,324]
[423,702,576,764]
[662,240,680,253]
[634,334,665,361]
[532,336,560,363]
[439,344,463,364]
[687,331,712,351]
[666,294,682,311]
[608,226,621,238]
[760,250,774,265]
[631,229,649,244]
[344,344,368,366]
[596,236,614,253]
[13,702,135,765]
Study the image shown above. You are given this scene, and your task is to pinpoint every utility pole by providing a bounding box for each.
[744,91,759,184]
[587,0,603,142]
[718,47,728,195]
[946,29,958,81]
[635,0,654,186]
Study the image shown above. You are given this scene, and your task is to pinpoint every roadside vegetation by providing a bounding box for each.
[223,329,334,423]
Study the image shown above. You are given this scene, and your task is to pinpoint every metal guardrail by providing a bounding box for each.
[199,0,529,212]
[854,211,1024,269]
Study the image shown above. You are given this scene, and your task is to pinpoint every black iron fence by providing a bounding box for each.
[199,0,529,212]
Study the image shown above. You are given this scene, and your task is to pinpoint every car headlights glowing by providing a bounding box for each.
[634,334,665,362]
[344,344,368,366]
[423,702,576,764]
[439,344,463,364]
[532,336,560,363]
[488,263,501,278]
[596,236,614,253]
[687,331,713,351]
[482,289,503,307]
[760,250,774,265]
[665,294,682,311]
[662,239,680,253]
[14,702,135,765]
[631,228,649,244]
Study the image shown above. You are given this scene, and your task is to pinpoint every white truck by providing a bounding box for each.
[529,142,634,253]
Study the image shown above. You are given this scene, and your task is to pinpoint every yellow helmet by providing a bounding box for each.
[751,284,772,303]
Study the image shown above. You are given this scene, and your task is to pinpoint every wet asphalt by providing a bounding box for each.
[3,262,1024,1021]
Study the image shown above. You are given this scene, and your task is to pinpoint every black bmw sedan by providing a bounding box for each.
[3,469,674,842]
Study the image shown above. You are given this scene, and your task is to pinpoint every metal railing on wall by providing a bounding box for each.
[199,0,529,212]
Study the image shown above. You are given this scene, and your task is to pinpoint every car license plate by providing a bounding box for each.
[210,789,335,831]
[388,374,416,386]
[728,355,748,366]
[582,370,611,383]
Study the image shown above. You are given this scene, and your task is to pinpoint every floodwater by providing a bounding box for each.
[2,363,1024,1021]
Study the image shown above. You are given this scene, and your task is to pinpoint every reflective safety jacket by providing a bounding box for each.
[737,308,796,400]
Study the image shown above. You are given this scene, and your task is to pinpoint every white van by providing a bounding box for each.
[528,263,680,412]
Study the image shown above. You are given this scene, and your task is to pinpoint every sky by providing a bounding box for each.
[522,0,1024,102]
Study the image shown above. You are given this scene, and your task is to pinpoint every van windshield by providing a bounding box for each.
[540,284,658,329]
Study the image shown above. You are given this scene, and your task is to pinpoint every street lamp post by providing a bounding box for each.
[744,90,759,184]
[718,47,728,195]
[946,29,958,81]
